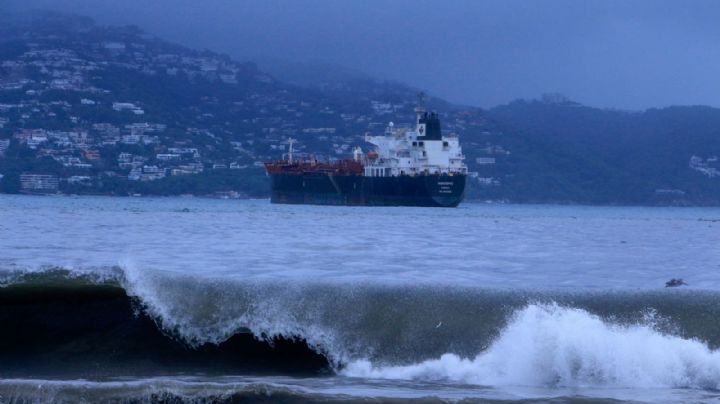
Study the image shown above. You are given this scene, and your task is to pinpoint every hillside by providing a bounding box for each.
[0,12,496,198]
[488,97,720,204]
[0,12,719,205]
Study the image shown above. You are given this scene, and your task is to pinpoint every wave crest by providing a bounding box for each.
[4,265,720,386]
[118,260,344,365]
[344,304,720,389]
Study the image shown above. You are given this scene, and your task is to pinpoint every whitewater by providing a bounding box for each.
[1,195,720,403]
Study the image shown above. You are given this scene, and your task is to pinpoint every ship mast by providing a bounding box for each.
[286,137,296,164]
[415,92,426,123]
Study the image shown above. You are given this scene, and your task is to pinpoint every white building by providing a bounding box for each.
[475,157,496,165]
[20,174,59,193]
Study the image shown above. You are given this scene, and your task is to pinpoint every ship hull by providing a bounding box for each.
[269,174,466,207]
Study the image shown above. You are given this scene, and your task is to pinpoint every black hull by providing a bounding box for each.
[269,174,466,207]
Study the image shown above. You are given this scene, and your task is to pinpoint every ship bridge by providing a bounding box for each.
[362,104,466,177]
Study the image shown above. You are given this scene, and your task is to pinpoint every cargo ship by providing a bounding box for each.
[264,96,467,207]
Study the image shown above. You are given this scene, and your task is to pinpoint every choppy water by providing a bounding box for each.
[1,194,720,403]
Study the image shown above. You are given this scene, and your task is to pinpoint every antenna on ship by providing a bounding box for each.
[286,137,296,164]
[415,92,427,123]
[353,146,363,162]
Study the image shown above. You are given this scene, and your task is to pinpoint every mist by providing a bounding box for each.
[5,0,720,110]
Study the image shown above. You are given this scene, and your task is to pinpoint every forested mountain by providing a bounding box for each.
[1,12,719,205]
[487,98,720,204]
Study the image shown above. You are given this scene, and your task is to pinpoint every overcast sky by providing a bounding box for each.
[5,0,720,110]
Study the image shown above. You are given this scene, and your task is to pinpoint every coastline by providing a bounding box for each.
[4,191,720,207]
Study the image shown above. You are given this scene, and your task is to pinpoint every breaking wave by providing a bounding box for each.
[0,266,330,377]
[344,304,720,390]
[2,265,720,392]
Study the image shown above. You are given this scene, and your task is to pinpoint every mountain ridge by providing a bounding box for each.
[1,11,719,205]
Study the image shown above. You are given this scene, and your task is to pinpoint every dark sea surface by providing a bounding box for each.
[1,194,720,403]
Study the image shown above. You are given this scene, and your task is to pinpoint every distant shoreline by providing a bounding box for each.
[3,191,720,208]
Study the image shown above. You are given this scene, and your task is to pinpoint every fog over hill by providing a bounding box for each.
[6,0,720,110]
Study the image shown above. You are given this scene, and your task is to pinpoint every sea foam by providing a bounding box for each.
[344,304,720,389]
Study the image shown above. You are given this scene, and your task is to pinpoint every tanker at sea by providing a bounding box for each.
[265,94,467,207]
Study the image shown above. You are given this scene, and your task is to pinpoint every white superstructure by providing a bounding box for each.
[359,97,467,177]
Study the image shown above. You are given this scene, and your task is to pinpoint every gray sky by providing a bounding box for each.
[5,0,720,110]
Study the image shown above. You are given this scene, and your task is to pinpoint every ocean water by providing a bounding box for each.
[1,194,720,403]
